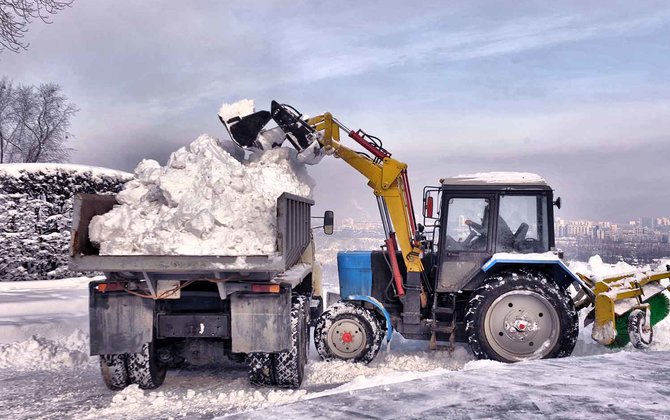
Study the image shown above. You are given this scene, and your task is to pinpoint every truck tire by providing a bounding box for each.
[127,342,167,390]
[314,301,384,364]
[247,352,274,386]
[100,354,129,390]
[273,295,309,388]
[465,270,578,362]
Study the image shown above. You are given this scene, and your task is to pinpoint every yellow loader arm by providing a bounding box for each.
[306,112,424,298]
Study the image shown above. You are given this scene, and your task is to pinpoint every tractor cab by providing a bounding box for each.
[423,173,558,293]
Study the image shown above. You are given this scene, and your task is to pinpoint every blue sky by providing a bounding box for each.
[2,1,670,221]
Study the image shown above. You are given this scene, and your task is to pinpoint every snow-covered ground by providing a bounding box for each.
[1,245,670,418]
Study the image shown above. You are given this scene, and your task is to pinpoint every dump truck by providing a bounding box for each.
[224,100,670,364]
[70,192,331,390]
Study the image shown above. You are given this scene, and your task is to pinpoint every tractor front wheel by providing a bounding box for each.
[314,302,384,364]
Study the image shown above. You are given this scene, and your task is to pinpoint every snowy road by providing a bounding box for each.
[236,351,670,419]
[1,256,670,418]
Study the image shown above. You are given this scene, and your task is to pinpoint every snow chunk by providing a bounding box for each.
[89,134,314,255]
[218,98,255,123]
[444,172,547,185]
[462,359,505,371]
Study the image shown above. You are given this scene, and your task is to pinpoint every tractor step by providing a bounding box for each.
[432,307,454,315]
[431,323,454,334]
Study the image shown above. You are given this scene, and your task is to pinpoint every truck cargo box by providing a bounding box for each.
[69,192,313,274]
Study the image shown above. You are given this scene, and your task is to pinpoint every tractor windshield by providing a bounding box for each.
[497,194,549,253]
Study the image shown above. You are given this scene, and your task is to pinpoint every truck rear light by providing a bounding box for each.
[251,284,280,293]
[96,282,126,293]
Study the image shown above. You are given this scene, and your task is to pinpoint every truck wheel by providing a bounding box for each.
[100,354,129,390]
[247,352,274,386]
[465,270,578,362]
[127,342,167,390]
[628,309,653,349]
[273,295,309,388]
[314,301,384,364]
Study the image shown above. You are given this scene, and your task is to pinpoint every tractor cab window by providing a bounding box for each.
[497,194,549,253]
[444,198,490,251]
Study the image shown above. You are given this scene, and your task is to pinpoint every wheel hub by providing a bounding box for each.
[327,319,367,359]
[484,290,560,361]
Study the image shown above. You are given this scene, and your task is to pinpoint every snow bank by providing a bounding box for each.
[0,162,131,180]
[89,134,313,255]
[0,329,89,370]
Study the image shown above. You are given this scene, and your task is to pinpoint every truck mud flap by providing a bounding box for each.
[230,288,290,353]
[89,282,154,355]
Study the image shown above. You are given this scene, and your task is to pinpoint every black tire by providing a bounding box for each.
[247,352,275,386]
[465,270,578,362]
[628,309,653,349]
[127,342,167,390]
[273,295,309,388]
[100,354,129,390]
[314,301,384,364]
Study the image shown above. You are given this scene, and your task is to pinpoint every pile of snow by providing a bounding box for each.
[0,329,89,370]
[569,255,643,279]
[0,164,130,281]
[89,134,313,255]
[304,345,472,387]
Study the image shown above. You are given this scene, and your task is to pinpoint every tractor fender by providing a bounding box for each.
[481,254,591,296]
[343,295,394,342]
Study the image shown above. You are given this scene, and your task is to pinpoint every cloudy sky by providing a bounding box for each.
[2,1,670,222]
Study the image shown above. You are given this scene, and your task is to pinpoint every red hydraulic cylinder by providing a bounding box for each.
[348,130,389,160]
[385,234,405,297]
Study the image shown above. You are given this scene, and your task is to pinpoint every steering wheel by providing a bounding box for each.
[514,238,542,253]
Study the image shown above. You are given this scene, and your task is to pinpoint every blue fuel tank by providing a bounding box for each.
[337,251,373,297]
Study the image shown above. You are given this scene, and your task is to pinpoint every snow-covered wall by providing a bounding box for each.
[0,164,132,281]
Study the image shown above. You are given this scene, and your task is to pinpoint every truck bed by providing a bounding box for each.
[69,193,314,274]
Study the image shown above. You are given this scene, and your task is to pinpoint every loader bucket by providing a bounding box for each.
[270,100,315,152]
[220,110,272,148]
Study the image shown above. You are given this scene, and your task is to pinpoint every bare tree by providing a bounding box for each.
[18,83,77,162]
[0,0,73,53]
[0,78,77,163]
[0,76,23,163]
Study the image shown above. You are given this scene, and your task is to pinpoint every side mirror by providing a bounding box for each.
[323,210,334,235]
[425,196,434,218]
[553,197,562,209]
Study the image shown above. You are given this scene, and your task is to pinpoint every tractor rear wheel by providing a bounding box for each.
[314,301,384,364]
[465,270,578,362]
